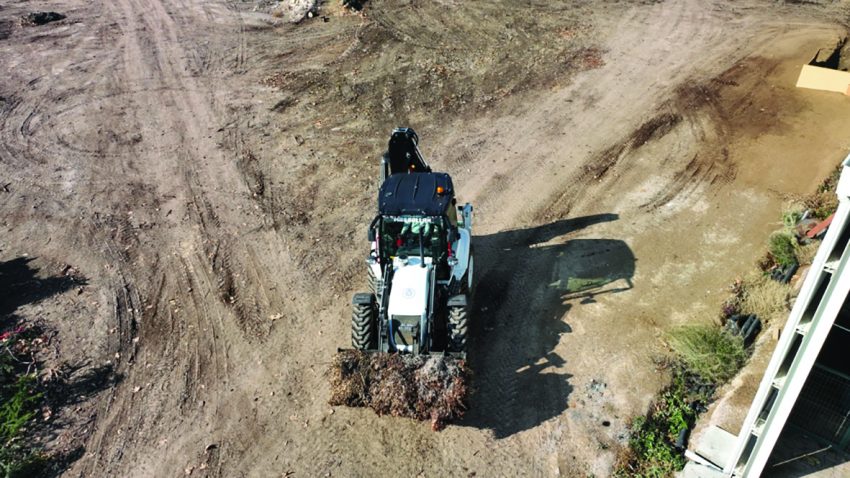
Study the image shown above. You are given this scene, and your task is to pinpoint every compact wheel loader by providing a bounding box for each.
[351,128,474,357]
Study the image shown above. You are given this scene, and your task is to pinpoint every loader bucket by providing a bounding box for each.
[328,349,470,430]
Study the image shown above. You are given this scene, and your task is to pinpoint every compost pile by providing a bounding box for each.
[328,350,470,431]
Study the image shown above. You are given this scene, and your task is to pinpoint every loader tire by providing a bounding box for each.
[451,246,474,296]
[367,267,378,294]
[352,300,376,350]
[448,304,468,353]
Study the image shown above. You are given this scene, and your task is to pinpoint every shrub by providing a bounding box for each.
[720,298,740,320]
[804,191,838,220]
[668,325,746,383]
[805,164,841,220]
[817,163,842,194]
[768,232,797,268]
[618,327,745,477]
[720,278,745,320]
[615,372,694,477]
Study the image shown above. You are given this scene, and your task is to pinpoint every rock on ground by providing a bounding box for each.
[271,0,317,24]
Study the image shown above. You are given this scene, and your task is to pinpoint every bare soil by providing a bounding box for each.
[2,0,850,476]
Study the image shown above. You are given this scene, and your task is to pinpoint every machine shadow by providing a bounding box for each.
[461,214,636,438]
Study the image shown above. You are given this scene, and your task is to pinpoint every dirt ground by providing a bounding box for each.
[3,0,850,476]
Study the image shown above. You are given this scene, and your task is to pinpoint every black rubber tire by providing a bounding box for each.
[367,267,378,294]
[451,276,466,296]
[447,303,468,353]
[351,301,376,350]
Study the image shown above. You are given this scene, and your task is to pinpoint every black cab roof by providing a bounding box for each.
[378,172,454,217]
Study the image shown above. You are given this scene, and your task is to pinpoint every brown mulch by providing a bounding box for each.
[328,350,470,431]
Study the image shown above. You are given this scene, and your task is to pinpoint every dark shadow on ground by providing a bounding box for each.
[46,362,123,408]
[461,214,636,438]
[0,256,114,477]
[0,256,82,318]
[34,361,123,478]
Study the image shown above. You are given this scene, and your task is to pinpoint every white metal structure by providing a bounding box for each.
[715,154,850,476]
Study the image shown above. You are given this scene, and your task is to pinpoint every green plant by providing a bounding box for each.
[781,205,804,229]
[0,375,38,443]
[615,372,694,477]
[668,325,746,383]
[0,374,43,478]
[768,231,797,268]
[0,325,47,478]
[565,277,610,292]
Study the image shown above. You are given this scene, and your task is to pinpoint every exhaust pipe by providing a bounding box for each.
[419,230,425,267]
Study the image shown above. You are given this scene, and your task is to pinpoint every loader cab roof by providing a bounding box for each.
[378,172,454,217]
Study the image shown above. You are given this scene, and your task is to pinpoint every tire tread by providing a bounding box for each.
[351,301,376,350]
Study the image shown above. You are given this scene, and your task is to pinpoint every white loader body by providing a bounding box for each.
[387,257,433,352]
[350,129,473,356]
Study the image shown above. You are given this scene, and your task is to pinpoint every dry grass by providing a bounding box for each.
[739,273,791,324]
[795,241,821,266]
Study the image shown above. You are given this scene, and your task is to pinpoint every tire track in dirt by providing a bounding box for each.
[3,0,846,476]
[0,13,126,176]
[113,0,264,336]
[78,211,149,474]
[451,0,735,224]
[59,0,275,473]
[186,252,233,381]
[534,111,685,222]
[422,1,786,474]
